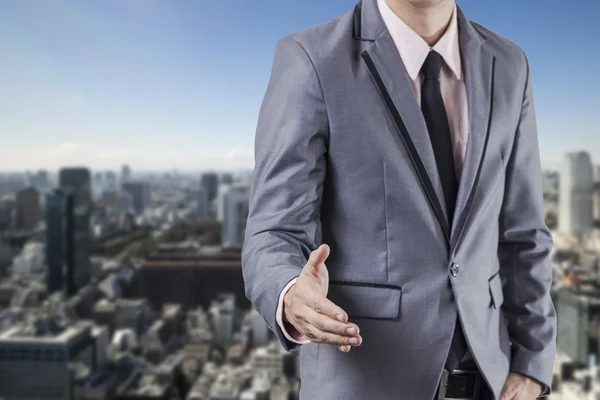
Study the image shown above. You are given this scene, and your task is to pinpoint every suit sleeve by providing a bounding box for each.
[241,35,329,352]
[498,53,557,395]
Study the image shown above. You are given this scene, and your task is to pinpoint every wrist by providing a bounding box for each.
[282,284,296,323]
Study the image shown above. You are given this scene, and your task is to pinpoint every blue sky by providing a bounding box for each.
[0,0,598,171]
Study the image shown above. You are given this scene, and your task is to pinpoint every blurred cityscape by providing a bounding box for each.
[0,150,599,399]
[0,166,299,400]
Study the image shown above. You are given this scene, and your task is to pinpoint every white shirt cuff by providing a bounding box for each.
[276,277,310,344]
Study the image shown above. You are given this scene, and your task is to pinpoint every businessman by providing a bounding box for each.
[242,0,557,398]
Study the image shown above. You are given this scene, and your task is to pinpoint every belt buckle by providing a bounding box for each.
[437,369,480,400]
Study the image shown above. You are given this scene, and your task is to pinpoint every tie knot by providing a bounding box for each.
[421,50,443,80]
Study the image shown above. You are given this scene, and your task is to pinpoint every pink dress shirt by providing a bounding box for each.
[276,0,469,344]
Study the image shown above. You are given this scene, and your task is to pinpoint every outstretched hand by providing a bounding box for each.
[282,244,362,352]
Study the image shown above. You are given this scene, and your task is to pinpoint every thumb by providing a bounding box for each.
[306,244,330,271]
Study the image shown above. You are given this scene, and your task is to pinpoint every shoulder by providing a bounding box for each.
[274,9,356,67]
[470,20,530,76]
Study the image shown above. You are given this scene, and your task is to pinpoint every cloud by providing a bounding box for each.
[71,93,85,103]
[223,146,253,161]
[97,148,135,160]
[47,142,87,156]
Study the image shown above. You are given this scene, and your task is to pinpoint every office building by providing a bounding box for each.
[222,184,249,246]
[197,188,208,218]
[115,299,151,338]
[28,170,49,191]
[99,189,118,209]
[220,173,233,185]
[104,170,117,189]
[121,164,131,183]
[0,195,15,232]
[0,243,13,277]
[11,242,44,278]
[559,152,594,238]
[0,321,96,399]
[251,341,286,378]
[542,170,559,203]
[94,171,103,185]
[216,183,231,222]
[250,308,270,347]
[201,172,218,204]
[134,245,247,311]
[210,367,244,400]
[92,326,109,369]
[59,167,92,293]
[594,165,600,221]
[555,285,600,366]
[45,190,75,294]
[15,186,41,230]
[122,181,150,214]
[209,294,236,348]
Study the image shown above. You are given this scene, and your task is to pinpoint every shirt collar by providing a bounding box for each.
[377,0,462,81]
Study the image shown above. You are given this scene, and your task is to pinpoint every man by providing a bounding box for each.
[242,0,557,398]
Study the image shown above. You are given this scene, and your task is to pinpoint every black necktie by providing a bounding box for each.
[420,50,467,371]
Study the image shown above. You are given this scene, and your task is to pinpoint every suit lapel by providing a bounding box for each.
[355,0,496,252]
[357,0,451,242]
[449,6,495,254]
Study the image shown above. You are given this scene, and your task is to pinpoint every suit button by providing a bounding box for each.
[450,263,459,277]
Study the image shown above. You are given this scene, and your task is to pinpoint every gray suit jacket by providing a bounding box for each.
[241,1,557,398]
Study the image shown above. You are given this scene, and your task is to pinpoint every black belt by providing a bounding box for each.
[436,368,483,400]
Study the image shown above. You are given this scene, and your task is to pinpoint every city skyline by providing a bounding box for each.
[1,0,598,171]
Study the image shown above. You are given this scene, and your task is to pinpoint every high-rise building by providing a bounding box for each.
[216,184,231,222]
[99,189,118,209]
[0,195,15,232]
[542,170,559,203]
[209,294,235,348]
[220,173,233,185]
[222,183,249,246]
[28,170,49,191]
[15,187,41,230]
[94,171,103,184]
[104,170,117,189]
[197,188,208,218]
[59,167,92,293]
[121,164,131,183]
[594,165,600,222]
[201,172,219,205]
[559,152,594,238]
[250,308,270,347]
[122,181,150,214]
[556,286,600,366]
[45,190,74,294]
[119,191,133,212]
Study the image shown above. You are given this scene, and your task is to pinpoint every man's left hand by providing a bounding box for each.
[499,372,544,400]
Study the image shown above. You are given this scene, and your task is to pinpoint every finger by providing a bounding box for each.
[303,324,362,346]
[303,290,348,322]
[498,384,515,400]
[302,304,360,337]
[290,302,357,342]
[291,304,361,346]
[338,345,351,352]
[307,244,330,270]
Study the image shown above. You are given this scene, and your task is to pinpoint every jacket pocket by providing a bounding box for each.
[327,281,402,319]
[488,271,504,309]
